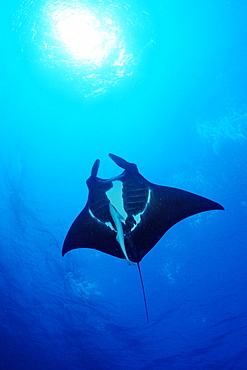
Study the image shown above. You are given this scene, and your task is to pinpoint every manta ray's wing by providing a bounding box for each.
[124,182,224,262]
[62,154,224,262]
[62,159,126,258]
[62,205,124,258]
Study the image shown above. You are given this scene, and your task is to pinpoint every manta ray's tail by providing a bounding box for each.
[137,262,149,324]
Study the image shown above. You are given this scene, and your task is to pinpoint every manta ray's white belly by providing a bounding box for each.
[106,181,127,220]
[106,180,151,232]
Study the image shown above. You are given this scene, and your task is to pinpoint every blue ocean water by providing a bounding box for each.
[1,0,247,369]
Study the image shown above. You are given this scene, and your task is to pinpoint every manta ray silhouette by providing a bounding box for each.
[63,154,224,322]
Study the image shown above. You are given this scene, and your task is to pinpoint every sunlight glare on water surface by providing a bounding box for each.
[16,0,152,97]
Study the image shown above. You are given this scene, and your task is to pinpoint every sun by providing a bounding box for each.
[16,0,147,96]
[50,5,118,66]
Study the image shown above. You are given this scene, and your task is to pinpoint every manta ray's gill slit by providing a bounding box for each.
[89,196,111,223]
[123,181,150,211]
[130,188,151,229]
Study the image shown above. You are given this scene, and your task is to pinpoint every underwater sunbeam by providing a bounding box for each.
[15,0,153,97]
[50,4,119,66]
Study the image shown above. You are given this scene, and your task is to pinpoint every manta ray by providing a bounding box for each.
[62,154,224,322]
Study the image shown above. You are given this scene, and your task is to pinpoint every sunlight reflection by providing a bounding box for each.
[15,0,153,97]
[50,4,120,66]
[43,0,134,96]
